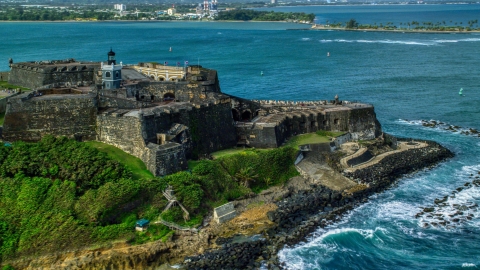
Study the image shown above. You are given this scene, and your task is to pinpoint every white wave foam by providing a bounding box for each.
[417,170,480,230]
[332,39,432,46]
[301,38,311,41]
[376,201,419,221]
[280,227,389,269]
[334,39,354,43]
[435,39,459,43]
[462,263,477,268]
[461,38,480,42]
[319,39,332,43]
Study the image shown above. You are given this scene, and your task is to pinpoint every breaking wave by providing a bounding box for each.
[320,38,480,46]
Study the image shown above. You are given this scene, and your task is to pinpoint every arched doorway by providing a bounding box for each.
[241,110,251,121]
[163,92,175,102]
[232,109,241,121]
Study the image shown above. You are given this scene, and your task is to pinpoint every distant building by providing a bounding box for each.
[114,4,126,11]
[167,8,176,16]
[271,0,277,4]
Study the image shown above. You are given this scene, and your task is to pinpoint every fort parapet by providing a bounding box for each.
[8,59,100,89]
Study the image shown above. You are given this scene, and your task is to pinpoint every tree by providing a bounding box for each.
[346,18,358,29]
[234,167,258,188]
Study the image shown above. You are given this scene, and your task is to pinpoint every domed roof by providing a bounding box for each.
[108,48,115,56]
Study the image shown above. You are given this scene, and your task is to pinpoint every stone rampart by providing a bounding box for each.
[96,101,236,175]
[333,132,352,148]
[96,109,148,161]
[0,72,9,81]
[2,91,97,142]
[0,92,21,114]
[240,105,380,148]
[98,95,151,109]
[146,142,188,176]
[8,62,100,89]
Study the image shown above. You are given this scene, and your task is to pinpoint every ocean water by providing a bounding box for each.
[1,4,480,269]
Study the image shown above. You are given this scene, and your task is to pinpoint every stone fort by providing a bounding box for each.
[1,50,381,176]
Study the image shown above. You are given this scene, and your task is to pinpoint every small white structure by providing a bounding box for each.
[114,4,126,11]
[213,202,236,224]
[167,8,176,16]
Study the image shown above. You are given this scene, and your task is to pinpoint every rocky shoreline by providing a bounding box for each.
[183,139,454,269]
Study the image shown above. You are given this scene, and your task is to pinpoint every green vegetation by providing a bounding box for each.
[211,147,269,159]
[216,10,315,23]
[285,130,344,148]
[85,141,154,180]
[325,18,480,32]
[0,113,4,126]
[0,81,29,91]
[0,7,115,21]
[0,136,299,261]
[346,18,359,29]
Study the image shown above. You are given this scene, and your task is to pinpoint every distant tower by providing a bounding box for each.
[102,49,122,89]
[204,0,209,11]
[107,48,116,65]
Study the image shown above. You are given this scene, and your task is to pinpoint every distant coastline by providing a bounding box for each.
[311,24,480,33]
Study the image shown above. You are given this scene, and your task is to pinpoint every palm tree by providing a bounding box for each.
[234,167,259,188]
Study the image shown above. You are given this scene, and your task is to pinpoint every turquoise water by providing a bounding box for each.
[1,5,480,269]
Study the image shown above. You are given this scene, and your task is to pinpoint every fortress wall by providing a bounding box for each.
[0,72,9,81]
[323,109,351,132]
[8,67,43,89]
[97,111,189,176]
[2,94,97,141]
[8,64,99,89]
[0,92,21,114]
[187,103,237,158]
[143,82,193,102]
[243,125,279,148]
[146,142,188,176]
[98,95,149,109]
[144,102,237,158]
[245,106,380,148]
[348,106,381,140]
[96,113,149,162]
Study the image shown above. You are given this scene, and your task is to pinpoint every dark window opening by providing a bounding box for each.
[241,110,251,121]
[232,109,241,121]
[163,93,175,102]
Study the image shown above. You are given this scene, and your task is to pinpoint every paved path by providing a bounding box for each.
[343,141,428,173]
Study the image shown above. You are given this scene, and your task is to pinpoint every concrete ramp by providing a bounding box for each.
[296,155,357,192]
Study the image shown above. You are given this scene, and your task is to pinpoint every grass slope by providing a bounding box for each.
[85,141,154,180]
[0,81,29,91]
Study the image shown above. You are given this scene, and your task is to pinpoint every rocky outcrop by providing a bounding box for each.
[184,239,266,270]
